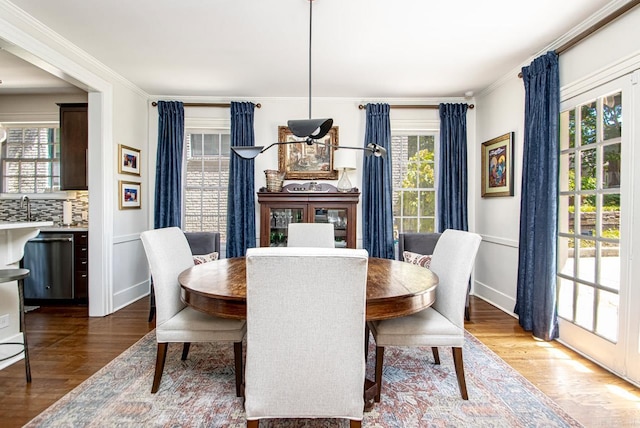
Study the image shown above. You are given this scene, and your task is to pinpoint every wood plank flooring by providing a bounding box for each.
[0,296,638,427]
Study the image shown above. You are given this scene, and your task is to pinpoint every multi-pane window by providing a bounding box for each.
[1,127,61,194]
[182,130,230,241]
[557,91,622,342]
[391,135,437,238]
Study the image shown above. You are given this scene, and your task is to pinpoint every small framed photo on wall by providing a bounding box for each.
[118,144,141,176]
[481,132,514,198]
[119,180,141,209]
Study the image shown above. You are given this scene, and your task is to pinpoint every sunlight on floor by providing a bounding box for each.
[606,384,640,407]
[535,341,593,373]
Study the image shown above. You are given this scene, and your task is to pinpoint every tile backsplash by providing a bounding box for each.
[0,191,89,225]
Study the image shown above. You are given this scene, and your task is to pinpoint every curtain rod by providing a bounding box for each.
[358,103,474,110]
[151,101,261,108]
[518,0,640,78]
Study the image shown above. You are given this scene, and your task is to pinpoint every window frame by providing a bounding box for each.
[181,127,231,243]
[0,123,70,198]
[390,129,440,238]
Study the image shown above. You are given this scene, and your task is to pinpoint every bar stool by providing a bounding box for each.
[0,268,31,382]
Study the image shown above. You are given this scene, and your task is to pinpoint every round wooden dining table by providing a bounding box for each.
[178,256,438,410]
[178,256,438,321]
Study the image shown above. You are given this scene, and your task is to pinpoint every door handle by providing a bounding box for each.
[29,237,73,243]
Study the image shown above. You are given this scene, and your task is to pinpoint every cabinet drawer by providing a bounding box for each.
[74,232,88,245]
[74,245,88,259]
[76,257,88,272]
[74,270,88,300]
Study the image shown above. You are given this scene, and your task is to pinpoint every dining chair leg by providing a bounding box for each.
[431,347,440,364]
[452,347,468,400]
[350,420,362,427]
[152,342,168,393]
[246,419,259,427]
[148,279,156,322]
[181,343,191,360]
[364,323,370,360]
[374,346,385,403]
[234,341,244,397]
[465,281,471,321]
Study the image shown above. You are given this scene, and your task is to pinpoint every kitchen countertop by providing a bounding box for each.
[40,224,89,232]
[0,221,54,230]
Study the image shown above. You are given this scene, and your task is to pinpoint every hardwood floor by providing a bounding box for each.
[0,296,638,427]
[0,299,154,427]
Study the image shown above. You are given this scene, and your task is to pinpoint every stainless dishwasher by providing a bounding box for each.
[23,232,74,300]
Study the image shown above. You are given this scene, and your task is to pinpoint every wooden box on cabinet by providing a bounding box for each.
[258,183,359,248]
[59,103,88,190]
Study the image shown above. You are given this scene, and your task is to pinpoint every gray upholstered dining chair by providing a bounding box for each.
[244,247,368,427]
[140,227,246,395]
[369,229,481,402]
[184,231,221,257]
[287,223,335,248]
[398,232,442,260]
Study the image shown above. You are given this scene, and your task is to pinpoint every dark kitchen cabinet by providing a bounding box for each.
[59,103,88,190]
[73,231,89,302]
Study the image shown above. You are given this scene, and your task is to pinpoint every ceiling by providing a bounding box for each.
[0,48,81,94]
[0,0,620,98]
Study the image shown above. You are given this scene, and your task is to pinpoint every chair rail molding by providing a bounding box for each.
[478,233,519,249]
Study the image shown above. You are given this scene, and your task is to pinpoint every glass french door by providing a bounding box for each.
[558,73,639,384]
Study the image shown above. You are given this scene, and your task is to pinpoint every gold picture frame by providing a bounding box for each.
[118,144,141,176]
[481,132,514,197]
[119,180,141,209]
[277,126,339,180]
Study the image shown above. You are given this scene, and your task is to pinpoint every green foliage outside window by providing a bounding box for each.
[399,148,435,232]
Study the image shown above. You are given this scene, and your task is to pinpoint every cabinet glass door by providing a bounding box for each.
[269,208,304,246]
[314,208,348,247]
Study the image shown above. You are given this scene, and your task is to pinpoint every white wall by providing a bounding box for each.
[474,76,524,313]
[110,83,150,311]
[473,6,640,315]
[0,93,88,122]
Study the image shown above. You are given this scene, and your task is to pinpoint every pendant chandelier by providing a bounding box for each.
[231,0,386,160]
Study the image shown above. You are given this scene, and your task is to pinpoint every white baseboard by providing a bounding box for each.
[112,279,150,312]
[472,280,517,316]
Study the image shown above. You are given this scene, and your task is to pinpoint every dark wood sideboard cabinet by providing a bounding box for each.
[59,103,88,190]
[257,183,359,248]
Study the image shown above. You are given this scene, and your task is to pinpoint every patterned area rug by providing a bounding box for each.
[26,331,582,427]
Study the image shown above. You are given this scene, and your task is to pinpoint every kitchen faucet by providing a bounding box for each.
[20,195,31,221]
